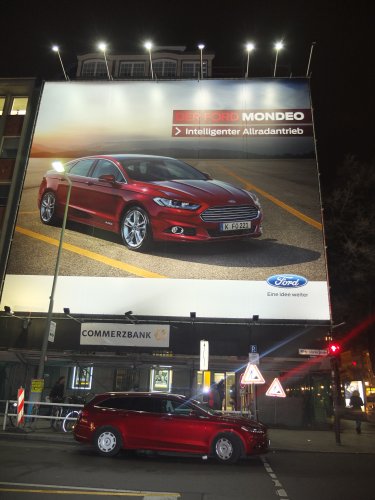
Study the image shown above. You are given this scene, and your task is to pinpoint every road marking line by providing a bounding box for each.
[15,226,166,279]
[0,482,180,498]
[219,165,323,230]
[261,457,290,500]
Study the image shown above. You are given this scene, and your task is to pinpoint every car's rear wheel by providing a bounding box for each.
[212,433,242,464]
[94,426,122,457]
[40,191,59,225]
[121,206,152,251]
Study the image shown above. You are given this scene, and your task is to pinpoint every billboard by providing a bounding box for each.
[1,79,330,321]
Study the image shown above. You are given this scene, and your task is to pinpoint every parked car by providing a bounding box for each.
[38,154,263,251]
[73,392,268,463]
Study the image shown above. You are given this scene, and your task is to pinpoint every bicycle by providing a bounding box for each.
[8,401,40,429]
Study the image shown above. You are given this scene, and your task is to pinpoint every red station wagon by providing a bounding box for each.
[73,392,268,464]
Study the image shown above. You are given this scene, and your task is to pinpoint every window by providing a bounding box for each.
[182,61,207,78]
[68,159,96,176]
[82,61,108,78]
[11,97,28,115]
[0,97,5,115]
[0,137,20,158]
[153,59,177,78]
[71,366,93,390]
[150,368,172,392]
[118,61,145,78]
[91,159,125,182]
[98,397,136,410]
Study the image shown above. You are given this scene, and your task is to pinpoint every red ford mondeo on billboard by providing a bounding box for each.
[38,154,263,251]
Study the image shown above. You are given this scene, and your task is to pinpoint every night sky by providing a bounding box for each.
[1,0,374,182]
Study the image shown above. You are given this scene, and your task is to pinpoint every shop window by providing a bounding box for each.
[0,137,20,158]
[10,97,28,115]
[118,61,145,78]
[71,366,93,390]
[182,61,207,78]
[150,367,172,392]
[0,97,5,115]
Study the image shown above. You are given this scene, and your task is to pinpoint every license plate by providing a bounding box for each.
[220,221,252,231]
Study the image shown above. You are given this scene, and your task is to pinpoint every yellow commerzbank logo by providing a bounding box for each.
[154,328,168,341]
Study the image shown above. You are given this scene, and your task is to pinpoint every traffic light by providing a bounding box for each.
[328,343,341,356]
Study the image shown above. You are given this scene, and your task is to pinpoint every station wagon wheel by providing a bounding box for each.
[94,426,122,457]
[121,206,152,251]
[40,191,59,225]
[212,433,242,464]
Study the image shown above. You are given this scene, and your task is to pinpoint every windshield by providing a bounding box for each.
[118,157,207,182]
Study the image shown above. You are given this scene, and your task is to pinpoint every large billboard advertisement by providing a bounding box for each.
[1,79,330,321]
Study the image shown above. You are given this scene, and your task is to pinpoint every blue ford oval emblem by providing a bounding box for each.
[267,274,308,288]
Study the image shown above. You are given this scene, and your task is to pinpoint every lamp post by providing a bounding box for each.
[273,41,284,77]
[245,42,255,78]
[36,161,72,381]
[52,45,69,81]
[198,44,205,79]
[98,42,112,80]
[144,41,154,80]
[306,41,316,77]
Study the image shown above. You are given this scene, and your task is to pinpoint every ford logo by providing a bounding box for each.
[267,274,308,288]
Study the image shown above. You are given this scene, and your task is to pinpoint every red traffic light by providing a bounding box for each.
[328,343,341,356]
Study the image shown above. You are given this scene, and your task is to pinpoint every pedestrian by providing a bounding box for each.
[217,379,225,410]
[208,383,221,411]
[49,376,66,403]
[349,390,364,434]
[49,376,65,428]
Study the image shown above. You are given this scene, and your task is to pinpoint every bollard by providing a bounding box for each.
[17,387,25,427]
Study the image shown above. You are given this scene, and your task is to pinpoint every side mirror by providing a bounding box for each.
[99,174,116,183]
[203,172,212,180]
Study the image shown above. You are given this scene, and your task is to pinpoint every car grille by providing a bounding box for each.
[200,205,260,222]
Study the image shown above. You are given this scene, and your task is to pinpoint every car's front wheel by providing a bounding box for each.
[121,206,152,251]
[40,191,59,225]
[94,426,122,457]
[212,433,242,464]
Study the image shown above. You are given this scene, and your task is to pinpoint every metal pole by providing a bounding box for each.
[273,51,279,77]
[57,50,69,81]
[103,51,112,80]
[200,49,203,79]
[36,175,72,380]
[306,42,316,77]
[246,51,250,78]
[331,356,342,444]
[149,50,154,80]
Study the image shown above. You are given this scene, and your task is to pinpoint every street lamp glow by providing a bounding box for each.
[144,41,154,80]
[51,45,69,81]
[273,41,284,77]
[245,42,255,78]
[198,43,205,79]
[97,42,112,80]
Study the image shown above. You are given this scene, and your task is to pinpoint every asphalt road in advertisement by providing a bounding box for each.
[7,158,326,281]
[1,439,374,500]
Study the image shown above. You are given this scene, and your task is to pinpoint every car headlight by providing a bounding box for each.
[241,425,264,434]
[153,197,200,210]
[246,191,261,207]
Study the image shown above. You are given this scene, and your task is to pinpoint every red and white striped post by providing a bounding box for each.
[17,387,25,427]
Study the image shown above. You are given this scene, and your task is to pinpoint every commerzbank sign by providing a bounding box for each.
[80,323,170,347]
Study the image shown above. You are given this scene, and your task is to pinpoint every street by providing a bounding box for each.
[0,437,374,499]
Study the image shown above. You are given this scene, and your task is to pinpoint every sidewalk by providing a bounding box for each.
[1,419,375,453]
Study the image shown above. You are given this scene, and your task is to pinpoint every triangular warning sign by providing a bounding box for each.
[241,363,265,384]
[266,378,286,398]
